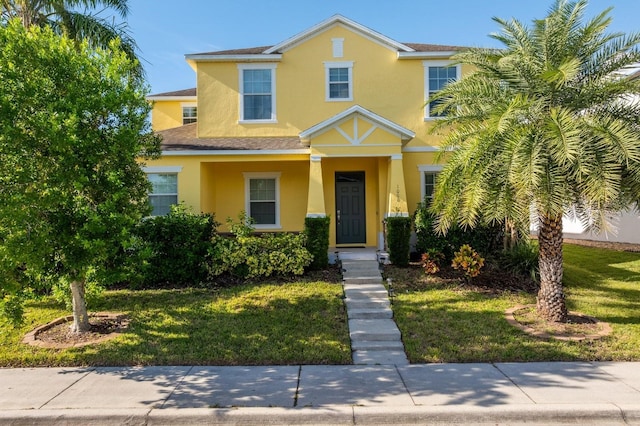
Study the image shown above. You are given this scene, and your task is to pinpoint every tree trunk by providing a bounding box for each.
[69,280,90,333]
[503,219,518,250]
[536,213,568,322]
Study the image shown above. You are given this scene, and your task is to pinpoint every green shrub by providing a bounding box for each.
[208,213,312,280]
[386,216,411,267]
[498,239,539,282]
[304,216,330,270]
[452,244,485,282]
[421,250,444,275]
[135,204,218,286]
[413,201,504,260]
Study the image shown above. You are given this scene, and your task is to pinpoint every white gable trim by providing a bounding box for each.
[264,15,414,54]
[299,105,415,143]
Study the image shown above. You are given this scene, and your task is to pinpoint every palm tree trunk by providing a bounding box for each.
[69,279,90,333]
[536,213,568,322]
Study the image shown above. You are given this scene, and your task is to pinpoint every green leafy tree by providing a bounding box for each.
[430,0,640,322]
[0,0,140,76]
[0,20,160,332]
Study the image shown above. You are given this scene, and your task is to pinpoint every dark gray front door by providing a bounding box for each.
[336,172,366,245]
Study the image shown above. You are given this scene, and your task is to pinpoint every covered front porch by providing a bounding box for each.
[301,105,415,250]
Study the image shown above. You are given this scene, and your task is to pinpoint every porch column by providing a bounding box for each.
[386,154,408,217]
[306,155,326,217]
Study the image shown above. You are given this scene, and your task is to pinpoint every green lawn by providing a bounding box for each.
[0,282,351,367]
[389,244,640,363]
[2,244,638,366]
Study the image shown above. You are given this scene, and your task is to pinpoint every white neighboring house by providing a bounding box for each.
[561,64,640,244]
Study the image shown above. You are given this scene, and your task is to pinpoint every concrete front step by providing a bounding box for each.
[345,298,390,310]
[351,340,405,351]
[342,272,382,280]
[343,277,383,285]
[341,260,380,268]
[348,319,402,341]
[347,307,393,319]
[352,350,409,365]
[338,252,378,261]
[344,289,389,299]
[343,283,386,292]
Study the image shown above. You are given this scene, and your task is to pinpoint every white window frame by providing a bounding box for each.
[324,61,353,102]
[143,166,183,216]
[238,63,277,123]
[423,60,460,120]
[243,172,281,229]
[418,165,443,202]
[181,102,197,125]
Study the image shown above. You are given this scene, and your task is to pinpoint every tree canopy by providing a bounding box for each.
[0,0,140,76]
[0,20,160,331]
[430,0,640,321]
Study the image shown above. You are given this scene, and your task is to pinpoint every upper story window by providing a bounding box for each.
[325,61,353,101]
[182,105,197,125]
[238,64,277,123]
[424,61,460,119]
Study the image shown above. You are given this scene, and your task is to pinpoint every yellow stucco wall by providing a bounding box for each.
[150,100,188,131]
[193,25,457,151]
[403,152,441,215]
[148,155,309,232]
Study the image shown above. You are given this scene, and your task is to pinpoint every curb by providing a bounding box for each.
[2,404,638,425]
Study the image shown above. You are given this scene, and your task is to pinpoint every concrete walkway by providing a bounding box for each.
[338,248,409,365]
[1,362,639,424]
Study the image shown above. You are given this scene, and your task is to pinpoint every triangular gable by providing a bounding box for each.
[299,105,415,145]
[264,15,415,54]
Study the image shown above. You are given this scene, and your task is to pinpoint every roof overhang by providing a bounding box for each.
[299,105,415,144]
[397,51,459,59]
[185,54,282,63]
[147,96,197,102]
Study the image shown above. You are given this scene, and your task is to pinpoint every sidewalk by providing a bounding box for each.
[1,362,639,425]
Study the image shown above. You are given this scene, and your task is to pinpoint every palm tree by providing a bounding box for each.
[430,0,640,322]
[0,0,139,74]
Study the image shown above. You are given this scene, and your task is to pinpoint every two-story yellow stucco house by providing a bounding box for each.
[145,15,469,250]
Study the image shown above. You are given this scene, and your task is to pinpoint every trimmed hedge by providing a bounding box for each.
[207,213,312,280]
[386,216,411,267]
[304,216,330,270]
[135,205,218,286]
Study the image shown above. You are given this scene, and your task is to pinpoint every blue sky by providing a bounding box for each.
[126,0,640,94]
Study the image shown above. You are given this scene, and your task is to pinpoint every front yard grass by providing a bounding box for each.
[2,244,638,367]
[0,281,351,367]
[388,244,640,363]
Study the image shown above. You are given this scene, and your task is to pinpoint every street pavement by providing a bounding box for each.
[1,362,639,425]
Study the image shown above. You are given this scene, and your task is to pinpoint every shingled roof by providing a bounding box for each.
[158,124,306,151]
[191,42,466,57]
[148,88,196,98]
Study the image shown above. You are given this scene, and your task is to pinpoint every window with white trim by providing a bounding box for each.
[244,172,281,228]
[239,64,277,122]
[148,173,178,216]
[419,165,443,204]
[325,61,353,101]
[424,61,460,119]
[182,106,197,124]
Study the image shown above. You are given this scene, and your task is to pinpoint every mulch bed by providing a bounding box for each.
[23,312,130,349]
